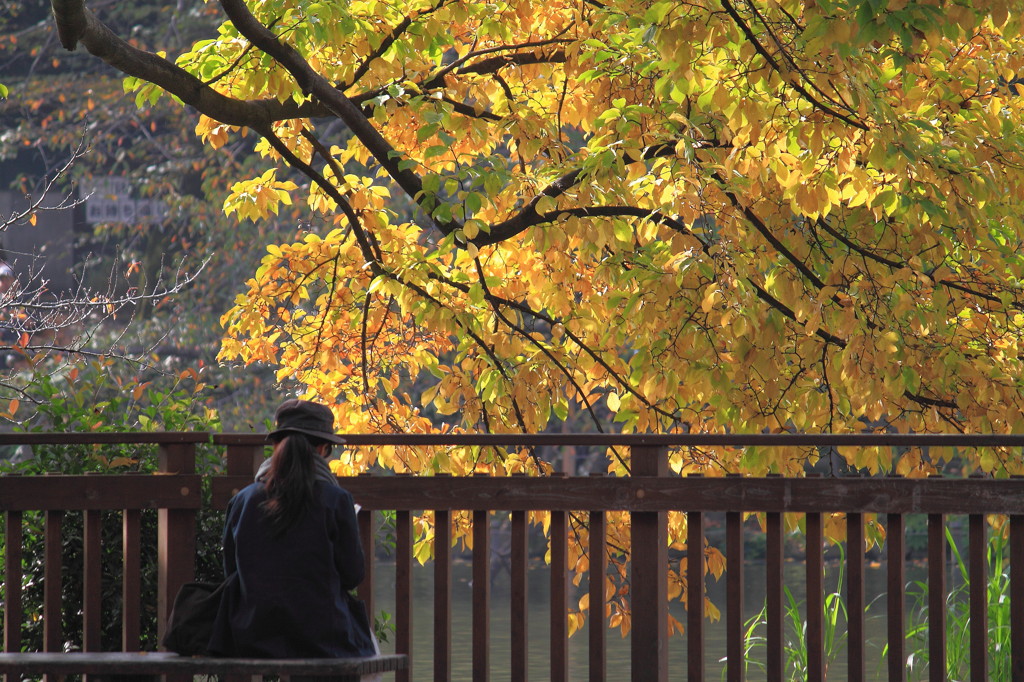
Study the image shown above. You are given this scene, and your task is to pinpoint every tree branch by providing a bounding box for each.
[719,0,867,131]
[217,0,463,234]
[478,140,723,245]
[50,0,280,129]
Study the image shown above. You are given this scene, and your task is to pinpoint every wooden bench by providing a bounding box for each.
[0,651,407,680]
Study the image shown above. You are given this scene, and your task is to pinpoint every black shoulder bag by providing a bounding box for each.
[162,581,225,656]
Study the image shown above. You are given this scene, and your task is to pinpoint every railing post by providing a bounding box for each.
[122,507,142,652]
[846,508,865,682]
[43,509,62,657]
[224,442,263,479]
[887,505,906,682]
[4,510,23,654]
[725,473,744,682]
[157,442,197,646]
[473,491,491,682]
[357,503,377,682]
[357,473,375,615]
[219,437,266,682]
[765,475,783,682]
[805,501,824,682]
[435,498,453,682]
[630,445,668,682]
[510,475,527,682]
[82,504,103,652]
[687,475,705,682]
[589,473,608,682]
[1011,505,1024,680]
[550,490,568,682]
[927,507,946,682]
[968,509,987,682]
[396,498,413,682]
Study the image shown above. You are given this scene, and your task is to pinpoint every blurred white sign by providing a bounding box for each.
[81,177,166,225]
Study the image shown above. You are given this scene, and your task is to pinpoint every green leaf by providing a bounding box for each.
[612,220,632,243]
[421,173,441,195]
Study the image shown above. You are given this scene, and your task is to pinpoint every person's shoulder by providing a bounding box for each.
[319,482,355,505]
[229,481,267,505]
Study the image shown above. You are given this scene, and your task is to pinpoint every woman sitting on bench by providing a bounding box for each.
[209,399,376,659]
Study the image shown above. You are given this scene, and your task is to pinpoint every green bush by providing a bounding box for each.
[0,358,224,652]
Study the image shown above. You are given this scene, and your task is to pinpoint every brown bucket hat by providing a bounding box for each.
[267,399,347,444]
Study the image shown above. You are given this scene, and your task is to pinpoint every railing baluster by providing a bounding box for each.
[550,504,568,682]
[847,510,865,682]
[927,512,946,682]
[396,507,413,682]
[1011,512,1024,680]
[806,509,824,682]
[968,512,987,682]
[589,506,606,682]
[765,497,783,681]
[510,507,528,682]
[122,508,141,651]
[358,506,375,616]
[887,511,906,682]
[725,507,744,682]
[44,509,62,655]
[687,505,704,681]
[630,445,668,682]
[4,510,23,655]
[434,506,452,682]
[82,508,103,651]
[473,507,491,682]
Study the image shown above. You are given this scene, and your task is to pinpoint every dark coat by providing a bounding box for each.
[208,480,375,658]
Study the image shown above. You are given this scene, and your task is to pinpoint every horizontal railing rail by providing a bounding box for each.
[2,432,1023,681]
[215,432,1024,446]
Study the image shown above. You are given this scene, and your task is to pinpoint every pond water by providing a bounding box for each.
[371,559,929,681]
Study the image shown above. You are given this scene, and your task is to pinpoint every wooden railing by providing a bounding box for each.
[3,432,1024,681]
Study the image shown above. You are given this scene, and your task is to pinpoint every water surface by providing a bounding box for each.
[372,559,920,681]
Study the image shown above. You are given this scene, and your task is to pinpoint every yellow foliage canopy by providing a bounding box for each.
[128,0,1024,479]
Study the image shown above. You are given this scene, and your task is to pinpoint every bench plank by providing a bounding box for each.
[0,652,406,676]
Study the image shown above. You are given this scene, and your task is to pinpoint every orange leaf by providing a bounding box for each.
[132,381,150,401]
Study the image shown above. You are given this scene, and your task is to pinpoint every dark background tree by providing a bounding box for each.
[0,0,314,428]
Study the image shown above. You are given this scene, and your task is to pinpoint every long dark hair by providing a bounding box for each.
[260,433,325,535]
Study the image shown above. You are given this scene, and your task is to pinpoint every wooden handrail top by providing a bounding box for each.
[0,430,1017,447]
[0,432,212,445]
[214,432,1024,447]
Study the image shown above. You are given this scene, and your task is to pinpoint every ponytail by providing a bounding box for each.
[260,433,323,535]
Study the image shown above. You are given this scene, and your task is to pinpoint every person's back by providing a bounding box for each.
[209,399,375,658]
